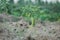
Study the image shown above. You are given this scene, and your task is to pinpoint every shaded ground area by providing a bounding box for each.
[0,14,60,40]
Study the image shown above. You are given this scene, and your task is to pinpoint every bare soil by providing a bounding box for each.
[0,14,60,40]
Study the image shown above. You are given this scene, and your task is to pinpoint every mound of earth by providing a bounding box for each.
[0,13,21,22]
[0,14,60,40]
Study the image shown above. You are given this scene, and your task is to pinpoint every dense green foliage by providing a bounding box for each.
[0,0,60,22]
[0,0,6,13]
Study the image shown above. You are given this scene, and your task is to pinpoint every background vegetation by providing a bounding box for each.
[0,0,60,22]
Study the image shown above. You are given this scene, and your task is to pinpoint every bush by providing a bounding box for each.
[0,0,60,22]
